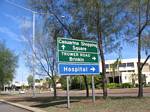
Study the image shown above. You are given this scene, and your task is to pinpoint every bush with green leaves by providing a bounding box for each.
[60,74,103,90]
[71,76,86,90]
[60,76,83,90]
[107,83,134,89]
[107,83,119,89]
[59,76,67,90]
[94,74,103,89]
[121,83,133,88]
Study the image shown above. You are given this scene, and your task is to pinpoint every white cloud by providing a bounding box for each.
[0,26,26,42]
[20,19,32,29]
[4,13,19,23]
[20,35,28,42]
[2,13,32,42]
[4,13,32,29]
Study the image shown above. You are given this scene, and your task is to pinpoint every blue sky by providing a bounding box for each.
[0,0,33,83]
[0,0,147,83]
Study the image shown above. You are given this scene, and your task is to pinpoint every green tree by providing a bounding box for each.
[129,73,138,87]
[65,0,127,99]
[27,75,33,88]
[123,0,150,97]
[0,41,18,91]
[35,79,40,83]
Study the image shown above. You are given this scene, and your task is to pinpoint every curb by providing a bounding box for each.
[0,99,46,112]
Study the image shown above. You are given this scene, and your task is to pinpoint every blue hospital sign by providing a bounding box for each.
[58,64,99,75]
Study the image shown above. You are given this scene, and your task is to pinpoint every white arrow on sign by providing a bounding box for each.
[61,45,65,50]
[92,57,96,60]
[90,67,96,72]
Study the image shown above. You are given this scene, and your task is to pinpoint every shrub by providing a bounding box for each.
[135,83,139,87]
[59,76,67,90]
[71,76,85,90]
[60,76,86,90]
[107,83,134,89]
[107,83,119,89]
[121,83,133,88]
[94,74,103,89]
[145,83,150,87]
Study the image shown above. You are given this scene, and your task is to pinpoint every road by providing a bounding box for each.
[19,87,150,97]
[0,102,31,112]
[2,87,150,98]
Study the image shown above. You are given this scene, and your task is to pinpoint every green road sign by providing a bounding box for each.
[57,38,99,63]
[57,38,98,53]
[59,51,98,63]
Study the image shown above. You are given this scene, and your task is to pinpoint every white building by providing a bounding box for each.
[100,58,150,84]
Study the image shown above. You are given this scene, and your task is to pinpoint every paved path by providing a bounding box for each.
[0,102,31,112]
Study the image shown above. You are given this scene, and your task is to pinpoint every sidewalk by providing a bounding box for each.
[0,99,46,112]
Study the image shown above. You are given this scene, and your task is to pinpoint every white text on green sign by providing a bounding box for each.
[58,38,98,53]
[59,51,98,63]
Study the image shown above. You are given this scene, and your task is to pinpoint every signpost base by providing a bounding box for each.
[67,76,70,108]
[92,75,95,103]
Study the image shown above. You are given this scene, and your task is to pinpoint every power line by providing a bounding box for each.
[6,0,48,14]
[6,0,35,13]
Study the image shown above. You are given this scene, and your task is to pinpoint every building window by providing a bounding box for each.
[105,64,109,68]
[120,71,127,72]
[119,63,126,67]
[127,70,135,72]
[125,76,127,80]
[127,62,134,67]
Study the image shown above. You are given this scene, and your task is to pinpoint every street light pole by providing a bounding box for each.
[32,12,36,98]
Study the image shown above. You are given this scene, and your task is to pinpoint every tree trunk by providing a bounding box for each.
[96,1,107,99]
[97,19,107,99]
[83,75,89,97]
[0,83,2,91]
[137,32,143,98]
[138,0,143,98]
[112,71,115,83]
[98,33,108,99]
[2,83,4,91]
[138,59,143,98]
[51,77,57,98]
[0,81,4,91]
[113,75,115,83]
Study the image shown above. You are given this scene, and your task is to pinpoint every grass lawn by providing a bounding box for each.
[2,88,150,112]
[38,97,150,112]
[2,94,150,112]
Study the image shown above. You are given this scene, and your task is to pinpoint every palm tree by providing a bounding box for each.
[110,58,121,83]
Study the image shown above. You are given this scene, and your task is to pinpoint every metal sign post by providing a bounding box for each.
[67,76,70,108]
[92,75,95,103]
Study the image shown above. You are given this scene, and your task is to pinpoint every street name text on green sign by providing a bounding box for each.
[59,51,98,63]
[58,38,98,53]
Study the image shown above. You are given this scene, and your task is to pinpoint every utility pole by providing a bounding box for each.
[32,12,36,97]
